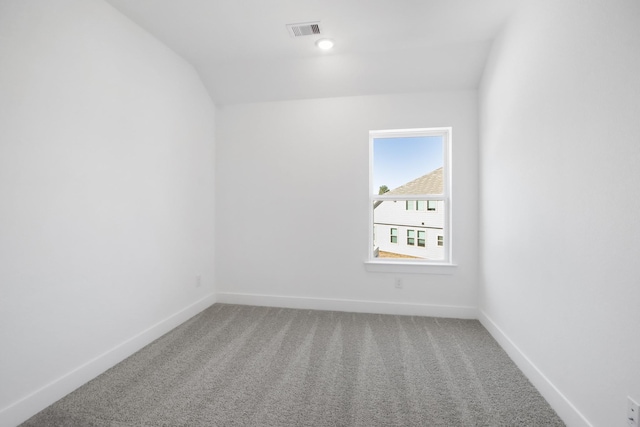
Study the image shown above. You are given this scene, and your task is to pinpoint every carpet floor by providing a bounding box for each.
[21,304,564,426]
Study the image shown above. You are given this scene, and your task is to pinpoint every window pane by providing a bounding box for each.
[373,200,446,260]
[370,128,450,263]
[407,230,415,245]
[373,136,444,196]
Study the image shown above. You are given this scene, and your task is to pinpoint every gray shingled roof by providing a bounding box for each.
[387,167,443,195]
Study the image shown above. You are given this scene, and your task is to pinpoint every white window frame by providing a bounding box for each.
[365,127,455,274]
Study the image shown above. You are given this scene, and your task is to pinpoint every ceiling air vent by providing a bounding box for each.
[286,21,322,38]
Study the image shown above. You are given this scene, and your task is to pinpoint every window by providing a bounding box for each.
[407,229,415,245]
[369,127,451,265]
[407,200,428,211]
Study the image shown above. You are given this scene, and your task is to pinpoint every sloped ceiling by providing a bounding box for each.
[105,0,523,105]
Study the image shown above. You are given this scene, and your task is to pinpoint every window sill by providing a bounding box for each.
[364,260,457,275]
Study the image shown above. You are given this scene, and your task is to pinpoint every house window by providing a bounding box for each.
[407,230,415,245]
[369,127,452,264]
[406,200,430,211]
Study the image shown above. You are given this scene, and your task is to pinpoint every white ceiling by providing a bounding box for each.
[105,0,523,105]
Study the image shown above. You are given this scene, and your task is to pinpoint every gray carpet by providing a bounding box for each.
[21,304,564,426]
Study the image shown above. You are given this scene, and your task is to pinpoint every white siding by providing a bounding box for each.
[373,200,445,259]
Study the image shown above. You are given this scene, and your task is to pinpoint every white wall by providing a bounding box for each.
[0,1,216,425]
[479,1,640,426]
[215,91,478,316]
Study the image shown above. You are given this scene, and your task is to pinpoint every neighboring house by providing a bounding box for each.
[374,167,445,260]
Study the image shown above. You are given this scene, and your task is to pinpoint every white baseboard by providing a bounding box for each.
[1,293,216,427]
[216,292,477,319]
[478,310,592,427]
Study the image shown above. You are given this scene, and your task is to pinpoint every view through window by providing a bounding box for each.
[370,128,451,262]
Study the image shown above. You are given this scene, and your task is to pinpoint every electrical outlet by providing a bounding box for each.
[629,397,639,427]
[394,277,403,289]
[195,275,202,288]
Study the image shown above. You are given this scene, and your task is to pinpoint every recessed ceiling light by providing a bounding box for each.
[315,39,334,50]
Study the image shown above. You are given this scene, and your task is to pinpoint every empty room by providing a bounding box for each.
[1,0,639,426]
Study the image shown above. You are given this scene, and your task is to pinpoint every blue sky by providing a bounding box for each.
[373,136,443,193]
